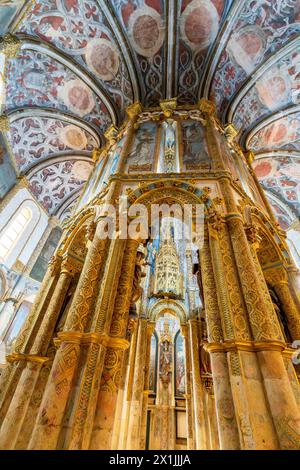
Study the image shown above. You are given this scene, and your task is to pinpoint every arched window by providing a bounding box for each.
[0,207,32,261]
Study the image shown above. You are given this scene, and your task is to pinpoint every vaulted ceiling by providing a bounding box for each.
[0,0,299,227]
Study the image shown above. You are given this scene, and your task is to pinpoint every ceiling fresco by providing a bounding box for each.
[253,155,300,218]
[8,115,99,172]
[28,158,93,214]
[0,0,299,225]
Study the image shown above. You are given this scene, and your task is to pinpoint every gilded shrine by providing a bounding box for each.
[0,99,300,450]
[0,0,300,452]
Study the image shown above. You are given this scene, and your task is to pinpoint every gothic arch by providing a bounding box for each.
[127,180,213,210]
[244,205,290,266]
[147,298,187,325]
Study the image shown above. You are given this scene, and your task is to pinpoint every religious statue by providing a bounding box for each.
[131,249,147,304]
[159,339,172,384]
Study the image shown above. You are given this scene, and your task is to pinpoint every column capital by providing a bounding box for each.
[126,102,143,119]
[48,255,62,276]
[245,224,260,249]
[264,267,288,287]
[180,324,188,338]
[245,150,255,165]
[6,353,49,365]
[198,98,216,116]
[147,322,156,336]
[0,34,21,59]
[224,123,238,143]
[159,98,177,117]
[60,254,82,276]
[104,125,119,146]
[204,339,286,354]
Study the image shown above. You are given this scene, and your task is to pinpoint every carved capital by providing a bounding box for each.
[48,255,62,276]
[159,98,177,117]
[180,324,188,338]
[245,224,259,245]
[85,219,97,243]
[224,123,238,142]
[264,267,288,287]
[92,147,104,162]
[198,98,216,115]
[61,255,82,276]
[0,34,21,58]
[207,210,223,234]
[147,322,156,336]
[126,101,143,119]
[104,125,118,146]
[245,150,255,165]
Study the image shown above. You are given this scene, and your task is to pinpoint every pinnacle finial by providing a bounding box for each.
[126,102,143,119]
[198,98,216,115]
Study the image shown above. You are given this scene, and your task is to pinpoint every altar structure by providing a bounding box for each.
[0,98,299,450]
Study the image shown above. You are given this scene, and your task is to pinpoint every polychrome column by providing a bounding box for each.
[89,238,139,449]
[28,221,109,449]
[265,268,300,341]
[0,254,62,425]
[0,256,75,449]
[199,228,239,449]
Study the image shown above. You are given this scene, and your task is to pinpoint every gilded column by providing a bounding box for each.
[111,319,138,450]
[0,256,75,449]
[89,238,139,450]
[209,349,240,449]
[117,102,143,175]
[199,229,240,449]
[265,268,300,341]
[28,220,109,450]
[66,238,126,450]
[218,177,300,449]
[0,255,61,426]
[126,317,148,449]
